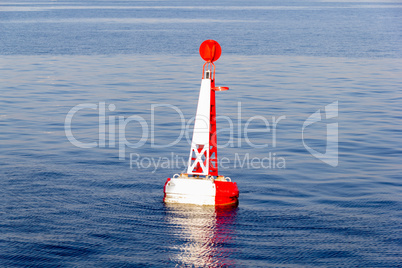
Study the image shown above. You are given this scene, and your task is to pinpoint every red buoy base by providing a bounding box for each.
[163,174,239,206]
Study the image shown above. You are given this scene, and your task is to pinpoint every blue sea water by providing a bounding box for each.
[1,1,402,267]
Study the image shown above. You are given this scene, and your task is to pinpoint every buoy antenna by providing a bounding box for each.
[202,62,215,80]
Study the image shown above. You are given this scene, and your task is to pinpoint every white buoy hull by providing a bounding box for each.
[164,178,216,205]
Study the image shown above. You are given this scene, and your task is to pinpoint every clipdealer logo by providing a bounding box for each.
[64,101,338,169]
[302,101,338,167]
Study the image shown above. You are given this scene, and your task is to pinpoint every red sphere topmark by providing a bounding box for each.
[199,40,222,62]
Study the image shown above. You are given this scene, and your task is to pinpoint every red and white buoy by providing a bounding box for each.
[163,40,239,206]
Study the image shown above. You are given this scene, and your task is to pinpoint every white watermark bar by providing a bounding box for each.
[130,152,286,173]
